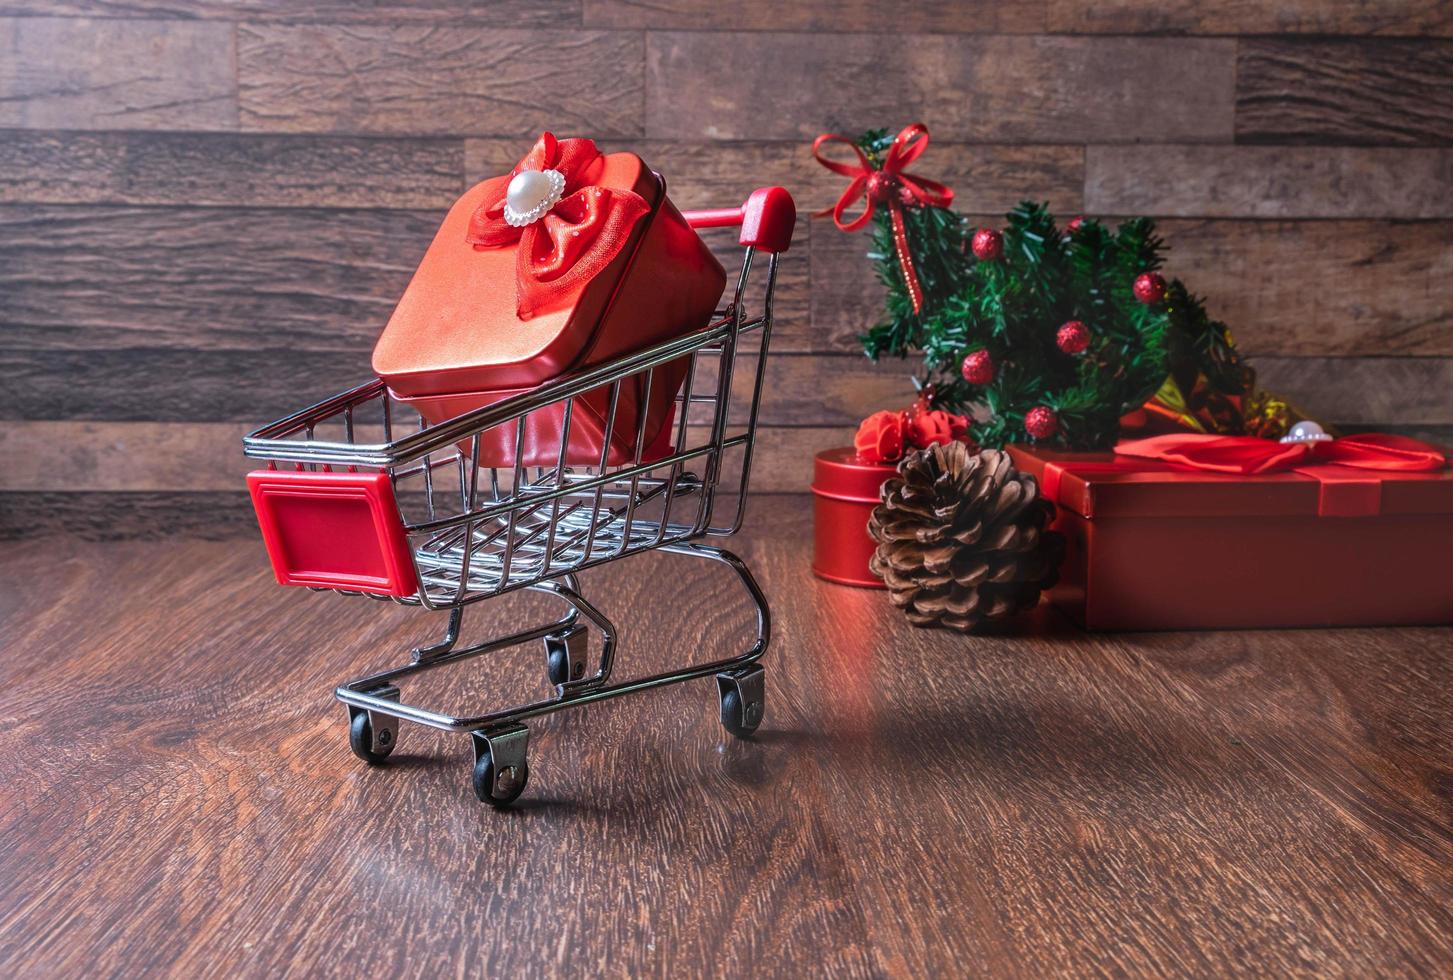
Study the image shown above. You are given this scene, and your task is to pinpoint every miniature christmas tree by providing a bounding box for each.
[845,128,1248,451]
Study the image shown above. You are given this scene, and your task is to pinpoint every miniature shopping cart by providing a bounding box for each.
[243,188,794,806]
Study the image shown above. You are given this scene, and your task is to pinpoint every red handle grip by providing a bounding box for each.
[683,186,796,253]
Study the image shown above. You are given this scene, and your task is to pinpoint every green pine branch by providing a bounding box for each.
[843,127,1238,451]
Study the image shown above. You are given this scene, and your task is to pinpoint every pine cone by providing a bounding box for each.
[867,443,1064,632]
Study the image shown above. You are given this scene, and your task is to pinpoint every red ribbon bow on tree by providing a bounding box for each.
[811,122,954,314]
[466,132,651,319]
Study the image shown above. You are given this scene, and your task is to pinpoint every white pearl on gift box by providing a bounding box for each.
[1280,420,1332,444]
[504,168,566,227]
[507,170,552,212]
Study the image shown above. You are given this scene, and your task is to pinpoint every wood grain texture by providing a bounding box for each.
[0,348,907,423]
[1086,145,1453,219]
[0,0,581,25]
[1047,0,1453,37]
[774,573,1453,976]
[1236,39,1453,146]
[645,32,1235,143]
[49,199,1441,367]
[585,0,1046,33]
[0,492,825,540]
[1251,356,1453,425]
[1,421,268,492]
[0,205,436,351]
[237,24,644,137]
[0,16,236,131]
[0,130,464,208]
[813,215,1453,356]
[746,354,1453,428]
[0,516,878,976]
[0,201,815,356]
[1160,219,1453,356]
[469,138,1083,217]
[0,421,852,493]
[1120,629,1453,891]
[5,415,1449,535]
[9,418,1451,500]
[27,205,1448,360]
[1,501,1450,975]
[7,346,1451,428]
[1,347,374,421]
[5,3,1453,516]
[0,490,259,539]
[1339,423,1453,446]
[38,190,1434,381]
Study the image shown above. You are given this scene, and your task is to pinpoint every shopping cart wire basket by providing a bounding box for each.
[244,187,795,805]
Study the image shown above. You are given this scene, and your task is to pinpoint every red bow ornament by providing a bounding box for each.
[852,399,973,464]
[466,132,651,319]
[1114,430,1446,517]
[812,122,954,314]
[1115,430,1446,475]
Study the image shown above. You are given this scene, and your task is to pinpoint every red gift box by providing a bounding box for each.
[1008,436,1453,630]
[811,447,896,588]
[372,133,726,467]
[811,409,976,588]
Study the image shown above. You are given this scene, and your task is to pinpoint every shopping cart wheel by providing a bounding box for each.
[346,684,401,765]
[544,625,589,688]
[716,667,765,739]
[471,724,530,807]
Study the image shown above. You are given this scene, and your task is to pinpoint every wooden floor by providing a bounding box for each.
[1,496,1450,977]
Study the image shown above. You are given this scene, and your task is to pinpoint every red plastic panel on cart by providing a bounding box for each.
[247,470,416,597]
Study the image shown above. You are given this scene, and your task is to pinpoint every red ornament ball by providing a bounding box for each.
[1056,319,1090,355]
[961,349,995,385]
[970,228,1003,261]
[865,171,897,203]
[1024,406,1059,440]
[1066,215,1085,233]
[1133,271,1167,304]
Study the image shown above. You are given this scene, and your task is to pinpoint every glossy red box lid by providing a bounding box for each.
[372,150,725,397]
[1008,445,1453,520]
[811,447,898,502]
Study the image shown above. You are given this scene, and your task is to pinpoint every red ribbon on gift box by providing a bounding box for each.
[812,123,954,315]
[1111,432,1447,517]
[466,132,650,319]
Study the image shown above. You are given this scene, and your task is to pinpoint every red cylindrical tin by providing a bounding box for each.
[811,447,897,588]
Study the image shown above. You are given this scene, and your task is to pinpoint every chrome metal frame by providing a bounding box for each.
[243,243,779,803]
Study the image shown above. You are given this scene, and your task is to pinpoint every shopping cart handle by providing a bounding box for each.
[683,187,795,254]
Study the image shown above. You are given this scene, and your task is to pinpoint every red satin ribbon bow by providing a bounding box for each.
[1115,432,1446,517]
[1115,432,1446,475]
[466,132,650,319]
[812,122,954,314]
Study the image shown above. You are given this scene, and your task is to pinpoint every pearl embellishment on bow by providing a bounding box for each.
[504,168,566,227]
[1279,420,1333,444]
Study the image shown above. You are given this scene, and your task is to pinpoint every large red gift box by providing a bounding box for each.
[1008,436,1453,630]
[372,133,726,467]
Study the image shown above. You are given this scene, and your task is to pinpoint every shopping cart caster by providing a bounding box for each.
[347,684,401,765]
[716,666,765,739]
[472,724,530,807]
[544,625,589,688]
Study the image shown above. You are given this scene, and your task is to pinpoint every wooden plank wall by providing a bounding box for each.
[2,2,1451,537]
